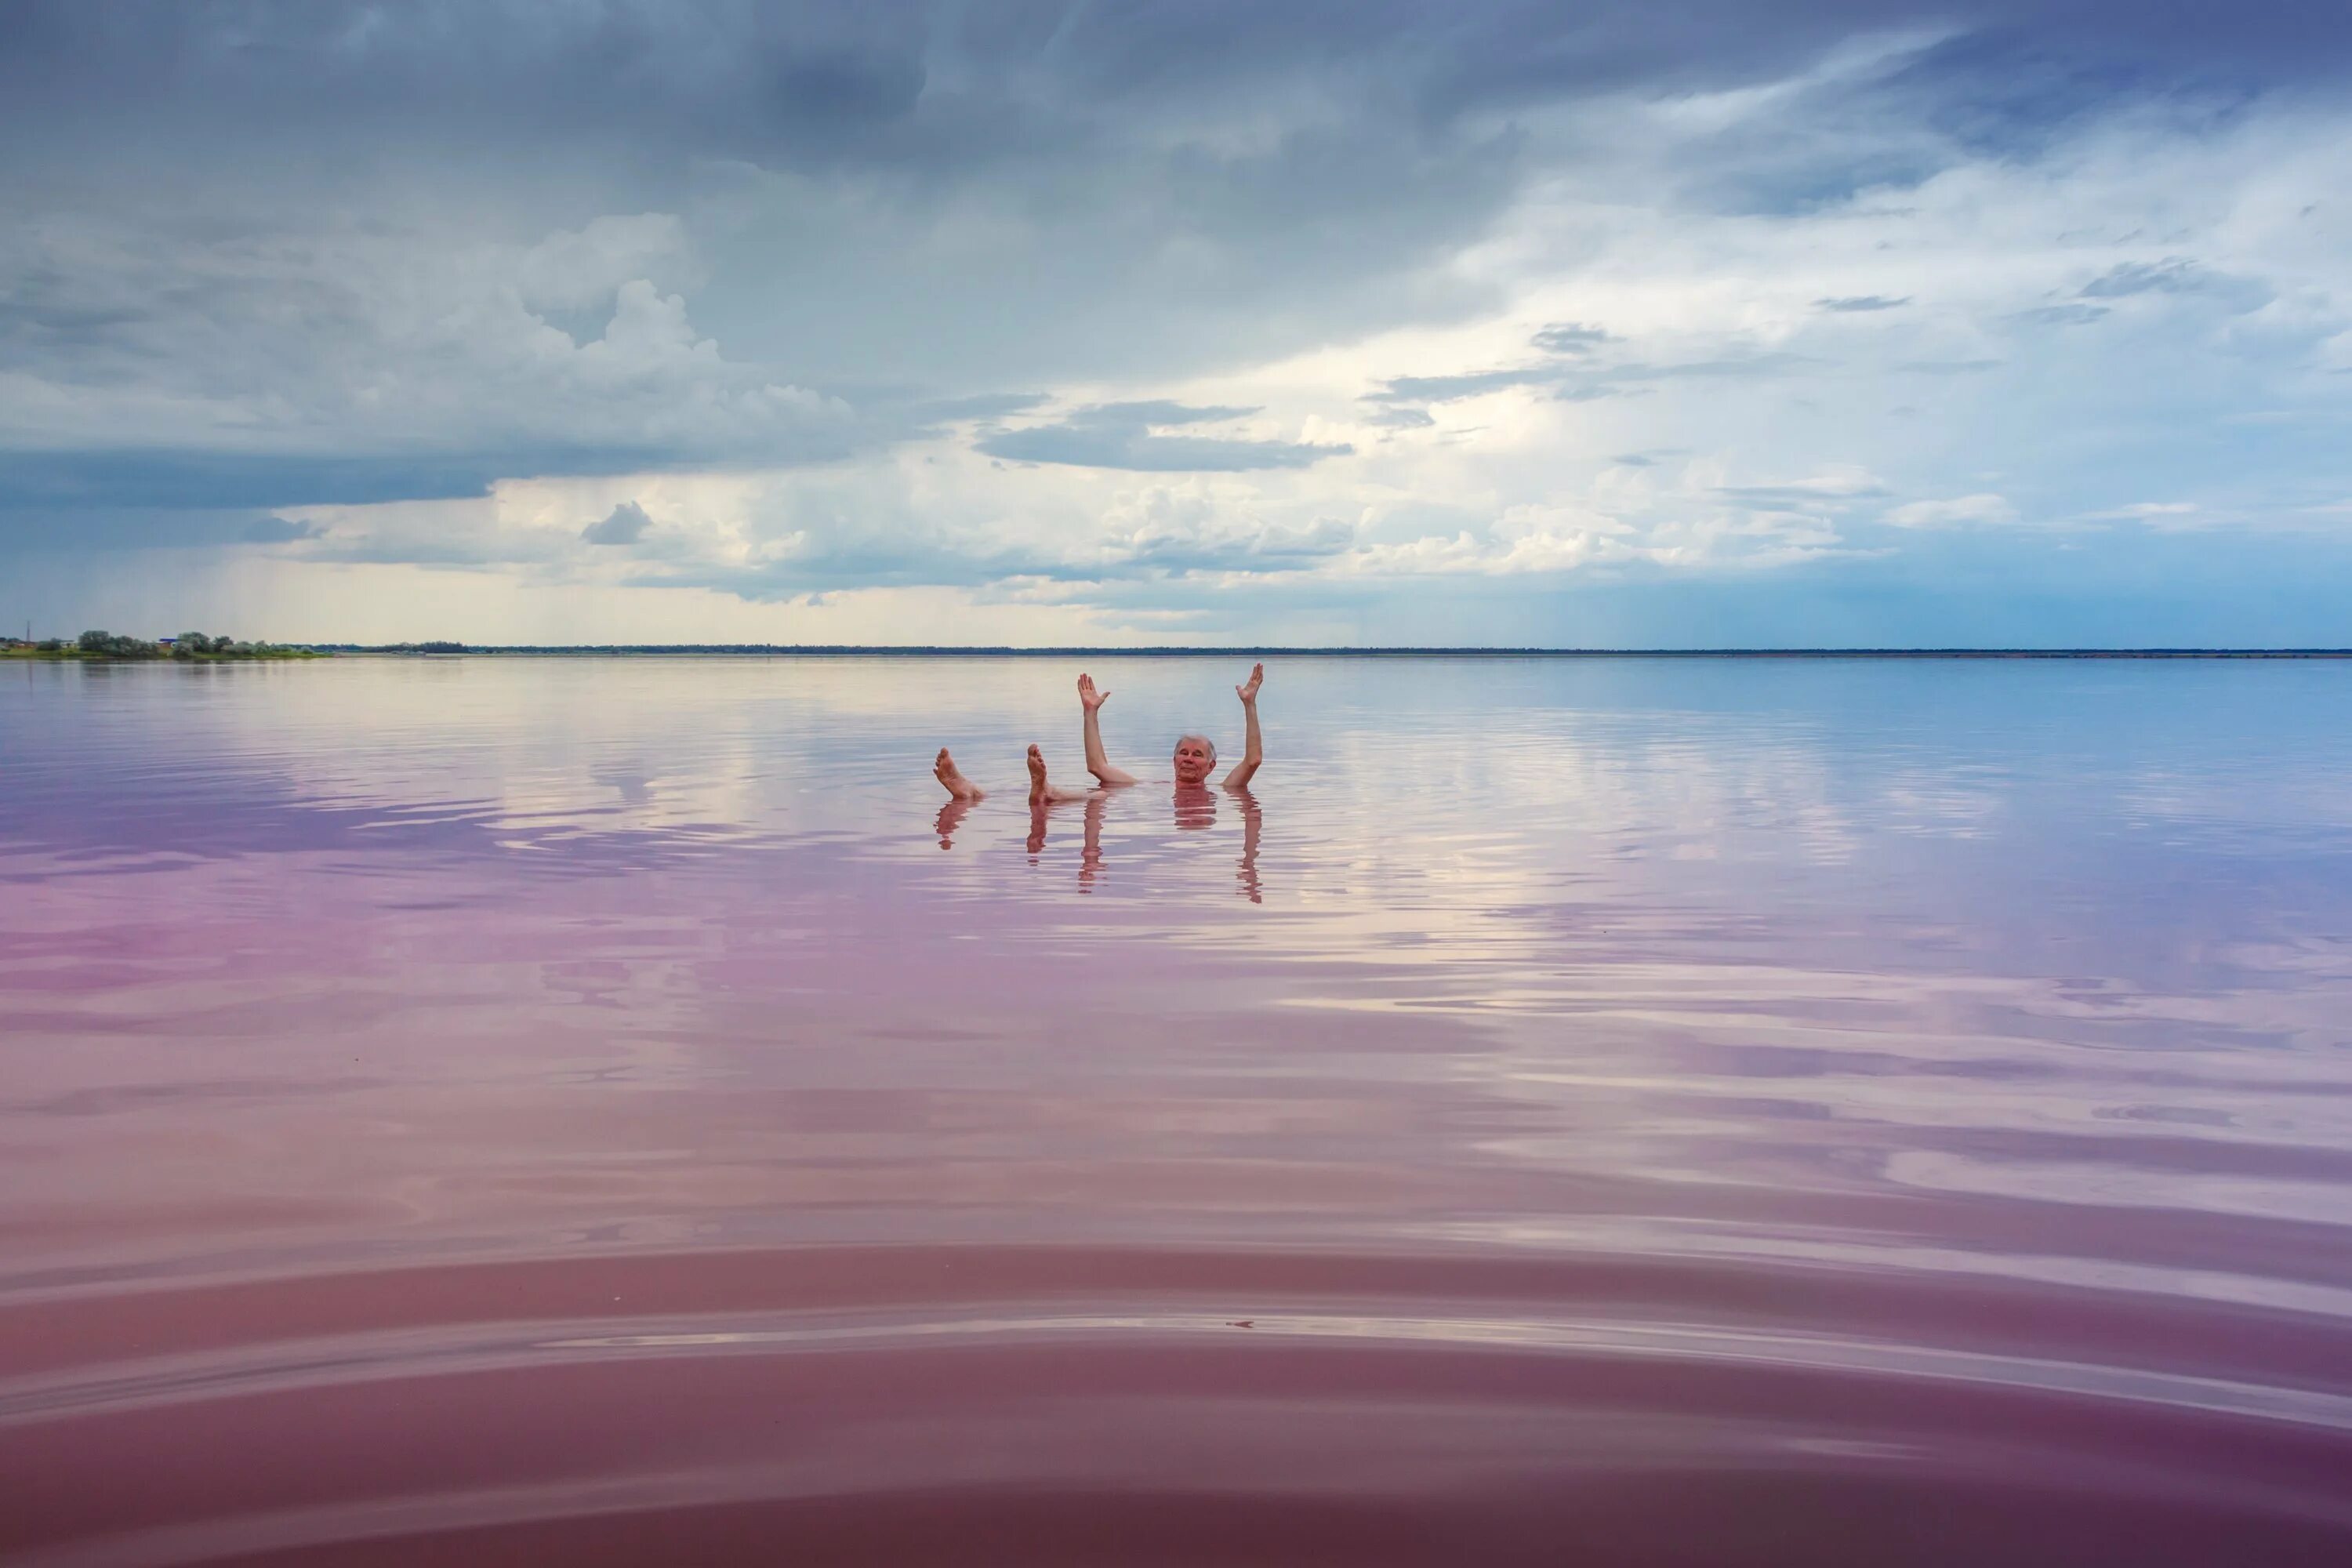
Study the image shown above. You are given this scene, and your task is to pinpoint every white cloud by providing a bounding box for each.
[516,214,695,313]
[2091,502,2199,517]
[1885,494,2020,529]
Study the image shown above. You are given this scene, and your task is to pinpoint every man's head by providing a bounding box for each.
[1172,733,1217,785]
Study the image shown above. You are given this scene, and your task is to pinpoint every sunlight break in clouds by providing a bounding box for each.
[4,2,2351,645]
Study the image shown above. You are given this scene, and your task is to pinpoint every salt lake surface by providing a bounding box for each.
[5,654,2352,1565]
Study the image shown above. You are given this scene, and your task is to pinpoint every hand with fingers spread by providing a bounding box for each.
[1080,671,1137,786]
[1222,662,1265,789]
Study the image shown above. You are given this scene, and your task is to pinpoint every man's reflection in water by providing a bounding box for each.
[1173,784,1217,832]
[935,798,977,850]
[1233,788,1262,904]
[1025,792,1109,889]
[947,785,1264,901]
[1079,793,1107,892]
[1173,783,1261,900]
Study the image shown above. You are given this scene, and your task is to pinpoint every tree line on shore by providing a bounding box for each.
[0,630,318,660]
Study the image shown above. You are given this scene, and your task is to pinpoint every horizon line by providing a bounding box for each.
[296,644,2352,659]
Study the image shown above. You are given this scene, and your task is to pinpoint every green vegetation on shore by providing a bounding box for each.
[1,631,324,662]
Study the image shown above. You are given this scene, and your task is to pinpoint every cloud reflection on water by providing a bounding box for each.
[5,655,2352,1562]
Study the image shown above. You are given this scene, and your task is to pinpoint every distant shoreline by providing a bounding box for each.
[16,644,2352,661]
[3,648,322,662]
[306,645,2352,659]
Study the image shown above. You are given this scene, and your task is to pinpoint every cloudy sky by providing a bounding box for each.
[6,1,2352,646]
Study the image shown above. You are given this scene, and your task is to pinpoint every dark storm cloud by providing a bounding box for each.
[7,4,2335,200]
[0,448,673,514]
[17,2,2348,122]
[4,0,2347,545]
[5,4,2344,205]
[0,507,296,556]
[581,501,654,546]
[976,404,1350,472]
[241,516,322,543]
[0,2,930,172]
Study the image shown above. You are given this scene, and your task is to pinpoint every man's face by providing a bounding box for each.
[1172,738,1215,785]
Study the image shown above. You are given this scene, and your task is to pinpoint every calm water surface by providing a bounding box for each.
[5,655,2352,1565]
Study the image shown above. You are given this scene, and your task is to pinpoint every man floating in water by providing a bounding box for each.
[932,662,1265,804]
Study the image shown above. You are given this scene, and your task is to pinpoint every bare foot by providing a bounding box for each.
[935,746,983,801]
[1027,743,1087,804]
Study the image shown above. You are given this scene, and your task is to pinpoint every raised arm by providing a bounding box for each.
[1078,673,1138,786]
[1221,662,1264,789]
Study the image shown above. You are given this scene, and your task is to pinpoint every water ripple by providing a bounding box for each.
[7,657,2352,1563]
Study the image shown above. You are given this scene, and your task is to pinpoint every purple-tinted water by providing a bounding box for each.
[5,655,2352,1566]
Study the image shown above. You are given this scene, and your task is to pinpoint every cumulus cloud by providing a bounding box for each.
[517,216,695,314]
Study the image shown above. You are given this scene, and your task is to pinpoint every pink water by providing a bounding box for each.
[5,655,2352,1565]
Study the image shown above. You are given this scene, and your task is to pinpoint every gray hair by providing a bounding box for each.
[1176,732,1217,763]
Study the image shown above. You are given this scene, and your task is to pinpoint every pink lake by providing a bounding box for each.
[5,654,2352,1565]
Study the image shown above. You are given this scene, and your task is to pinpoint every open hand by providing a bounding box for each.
[1078,672,1109,712]
[1236,662,1264,704]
